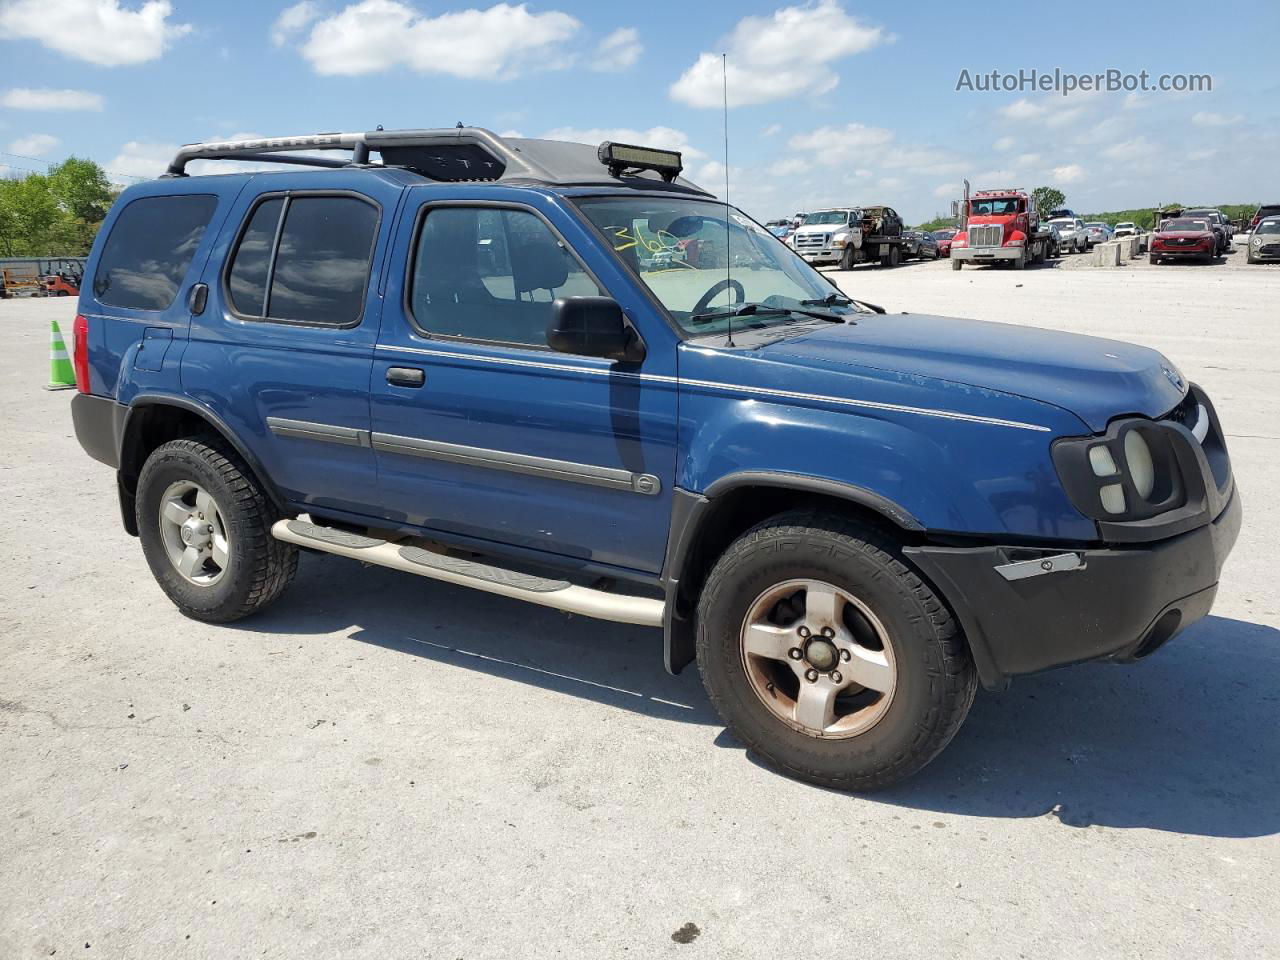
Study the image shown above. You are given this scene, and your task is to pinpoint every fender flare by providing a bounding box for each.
[660,471,924,675]
[118,394,288,516]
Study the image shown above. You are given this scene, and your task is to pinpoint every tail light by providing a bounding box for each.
[72,313,90,393]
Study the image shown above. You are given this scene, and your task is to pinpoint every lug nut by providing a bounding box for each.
[831,671,842,684]
[788,647,803,660]
[797,625,811,638]
[840,649,851,662]
[805,669,819,683]
[821,626,835,639]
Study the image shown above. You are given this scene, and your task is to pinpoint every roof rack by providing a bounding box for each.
[164,126,712,196]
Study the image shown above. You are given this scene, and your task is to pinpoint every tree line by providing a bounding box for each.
[0,158,116,257]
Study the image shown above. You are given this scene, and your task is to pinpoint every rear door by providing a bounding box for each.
[368,188,679,575]
[183,172,403,517]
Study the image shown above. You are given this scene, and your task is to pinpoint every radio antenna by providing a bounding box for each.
[722,52,735,348]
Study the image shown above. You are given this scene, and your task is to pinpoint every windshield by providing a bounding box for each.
[802,210,851,225]
[1256,220,1280,235]
[574,196,858,335]
[1049,218,1075,227]
[970,198,1020,215]
[932,229,955,239]
[1163,219,1209,231]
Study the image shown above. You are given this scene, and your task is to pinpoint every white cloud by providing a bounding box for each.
[298,0,581,78]
[0,87,104,111]
[108,140,176,179]
[994,136,1016,151]
[761,124,782,137]
[1013,152,1041,167]
[271,1,319,46]
[1191,111,1243,127]
[786,123,894,166]
[933,182,959,198]
[1051,163,1086,183]
[590,26,641,72]
[8,133,60,156]
[0,0,191,66]
[999,95,1086,128]
[670,0,885,108]
[768,157,807,177]
[1101,136,1157,162]
[1000,98,1044,121]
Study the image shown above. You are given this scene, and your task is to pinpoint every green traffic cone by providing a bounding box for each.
[45,319,75,391]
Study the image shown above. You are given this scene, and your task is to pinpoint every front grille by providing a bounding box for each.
[1261,244,1280,255]
[1165,237,1198,246]
[968,224,1002,247]
[795,233,829,249]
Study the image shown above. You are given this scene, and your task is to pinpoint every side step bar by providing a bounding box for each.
[270,519,665,627]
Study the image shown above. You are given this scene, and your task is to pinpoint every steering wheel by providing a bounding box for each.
[690,277,746,317]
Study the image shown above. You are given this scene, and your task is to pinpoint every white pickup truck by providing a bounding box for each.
[1047,217,1088,254]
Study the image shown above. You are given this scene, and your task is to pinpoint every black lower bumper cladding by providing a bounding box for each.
[906,487,1241,690]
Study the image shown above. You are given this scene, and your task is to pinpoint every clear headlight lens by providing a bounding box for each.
[1088,445,1119,477]
[1124,431,1156,499]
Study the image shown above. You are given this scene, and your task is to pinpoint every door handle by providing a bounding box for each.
[386,366,426,388]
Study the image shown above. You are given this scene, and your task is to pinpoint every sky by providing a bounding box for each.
[1,0,1277,224]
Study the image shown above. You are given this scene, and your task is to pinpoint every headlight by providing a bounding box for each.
[831,232,850,247]
[1253,237,1263,247]
[1124,430,1155,499]
[1053,421,1186,524]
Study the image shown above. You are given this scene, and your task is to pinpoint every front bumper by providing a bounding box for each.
[796,247,840,265]
[906,487,1240,689]
[951,245,1022,263]
[1153,244,1212,258]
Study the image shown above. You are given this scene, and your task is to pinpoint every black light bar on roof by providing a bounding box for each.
[598,141,683,182]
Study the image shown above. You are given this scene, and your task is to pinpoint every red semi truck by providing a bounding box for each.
[950,186,1054,270]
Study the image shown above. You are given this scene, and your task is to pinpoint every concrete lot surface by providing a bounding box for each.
[2,251,1278,959]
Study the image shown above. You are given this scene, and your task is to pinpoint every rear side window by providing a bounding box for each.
[93,194,217,311]
[408,206,601,346]
[226,194,379,326]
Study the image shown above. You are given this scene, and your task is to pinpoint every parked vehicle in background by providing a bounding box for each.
[1183,209,1231,254]
[1040,222,1062,258]
[66,126,1241,791]
[1150,217,1217,264]
[1047,217,1088,254]
[790,205,908,269]
[42,273,81,297]
[932,228,957,257]
[950,188,1056,270]
[765,220,794,242]
[1113,222,1140,238]
[1047,208,1077,220]
[1249,204,1280,231]
[1246,216,1280,263]
[1084,222,1112,247]
[902,230,939,260]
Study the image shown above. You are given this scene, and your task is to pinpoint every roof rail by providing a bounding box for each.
[163,126,712,195]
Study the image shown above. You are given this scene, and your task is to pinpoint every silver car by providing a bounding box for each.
[1246,217,1280,264]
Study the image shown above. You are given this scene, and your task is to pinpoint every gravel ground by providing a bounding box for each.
[2,250,1278,959]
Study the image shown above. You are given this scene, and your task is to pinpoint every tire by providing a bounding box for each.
[136,435,298,622]
[1247,248,1256,264]
[1149,253,1160,265]
[695,511,977,790]
[840,245,856,271]
[951,258,962,270]
[1012,251,1026,269]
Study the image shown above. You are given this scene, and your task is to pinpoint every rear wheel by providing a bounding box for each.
[696,512,977,790]
[951,258,963,271]
[136,436,298,622]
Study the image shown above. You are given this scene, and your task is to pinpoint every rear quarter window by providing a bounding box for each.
[92,194,218,311]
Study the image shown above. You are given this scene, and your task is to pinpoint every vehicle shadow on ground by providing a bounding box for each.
[248,556,1278,836]
[814,613,1279,838]
[240,553,717,726]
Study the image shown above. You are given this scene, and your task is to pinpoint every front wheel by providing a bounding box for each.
[840,245,856,271]
[696,512,977,790]
[951,258,963,270]
[136,436,298,622]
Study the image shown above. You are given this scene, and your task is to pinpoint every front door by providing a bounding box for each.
[369,192,679,575]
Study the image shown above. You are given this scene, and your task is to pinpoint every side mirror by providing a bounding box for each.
[546,297,644,362]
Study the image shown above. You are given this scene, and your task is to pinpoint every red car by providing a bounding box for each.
[1149,217,1217,265]
[932,228,957,257]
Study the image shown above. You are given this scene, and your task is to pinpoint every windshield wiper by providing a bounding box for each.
[690,302,846,325]
[801,292,885,314]
[690,302,790,324]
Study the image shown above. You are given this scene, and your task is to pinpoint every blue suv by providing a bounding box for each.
[69,129,1240,789]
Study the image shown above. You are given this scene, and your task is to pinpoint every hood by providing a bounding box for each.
[765,313,1186,432]
[1156,229,1212,239]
